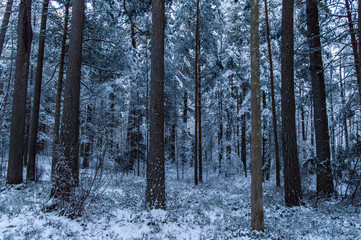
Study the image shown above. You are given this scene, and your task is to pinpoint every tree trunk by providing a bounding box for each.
[27,0,50,182]
[82,104,92,169]
[281,0,302,206]
[194,0,200,186]
[345,0,361,105]
[262,91,270,181]
[0,0,13,58]
[51,0,84,200]
[218,89,223,175]
[339,66,349,151]
[7,0,33,185]
[250,0,264,231]
[145,0,166,209]
[51,1,69,181]
[306,0,333,197]
[264,0,280,187]
[198,40,202,183]
[359,0,361,92]
[23,64,33,167]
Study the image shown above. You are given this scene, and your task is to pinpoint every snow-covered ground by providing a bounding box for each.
[0,161,360,239]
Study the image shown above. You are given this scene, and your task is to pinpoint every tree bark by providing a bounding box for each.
[198,39,202,183]
[0,0,14,58]
[345,0,361,105]
[51,0,84,200]
[27,0,50,182]
[194,0,200,186]
[359,0,361,94]
[145,0,166,209]
[250,0,264,231]
[51,1,69,181]
[218,89,223,175]
[7,0,33,185]
[306,0,333,197]
[264,0,280,187]
[281,0,302,206]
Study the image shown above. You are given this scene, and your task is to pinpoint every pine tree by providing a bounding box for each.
[250,0,264,231]
[27,0,50,181]
[7,0,33,185]
[51,0,85,202]
[145,0,166,209]
[306,0,333,197]
[281,0,302,206]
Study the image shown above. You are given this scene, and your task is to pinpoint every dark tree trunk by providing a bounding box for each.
[24,65,33,167]
[241,112,247,177]
[306,0,334,197]
[51,0,84,200]
[359,0,361,91]
[146,36,149,173]
[181,89,187,172]
[262,91,270,181]
[218,89,223,175]
[23,97,31,167]
[250,0,264,231]
[310,97,314,147]
[52,1,69,181]
[345,0,361,104]
[82,104,92,169]
[7,0,33,185]
[145,0,166,209]
[281,0,302,206]
[339,70,349,151]
[198,41,202,183]
[226,109,231,165]
[0,0,13,58]
[126,19,139,172]
[264,0,280,187]
[194,0,200,186]
[27,0,50,182]
[137,90,141,176]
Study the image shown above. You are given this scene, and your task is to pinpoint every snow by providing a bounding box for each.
[0,161,360,239]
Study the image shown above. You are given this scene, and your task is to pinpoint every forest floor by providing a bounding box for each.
[0,157,360,239]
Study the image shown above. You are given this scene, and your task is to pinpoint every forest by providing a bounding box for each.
[0,0,360,239]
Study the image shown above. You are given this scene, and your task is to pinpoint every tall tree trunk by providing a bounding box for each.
[6,0,33,185]
[218,89,223,175]
[51,0,84,200]
[51,1,69,181]
[339,65,349,151]
[345,0,361,104]
[281,0,302,206]
[306,0,333,197]
[181,89,187,174]
[0,0,13,58]
[329,65,335,161]
[23,64,34,167]
[194,0,200,186]
[310,97,314,147]
[27,0,50,182]
[359,0,361,89]
[82,104,92,169]
[250,0,264,231]
[241,111,247,177]
[198,40,202,183]
[145,0,166,209]
[137,90,141,176]
[264,0,280,187]
[262,91,270,181]
[145,35,149,175]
